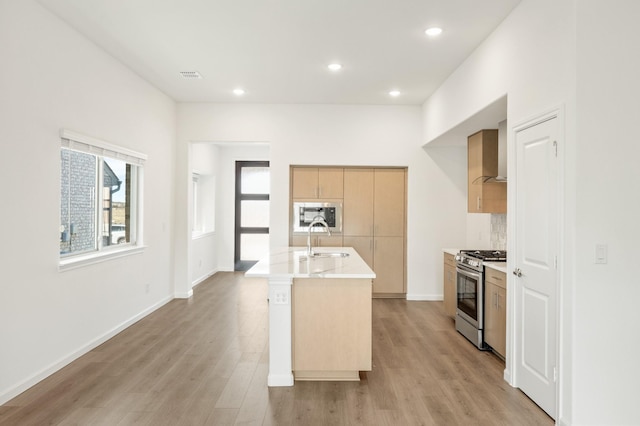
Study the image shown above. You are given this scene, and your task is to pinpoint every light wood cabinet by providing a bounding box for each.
[293,278,372,380]
[443,253,457,318]
[372,237,404,294]
[343,169,374,236]
[467,130,506,213]
[291,167,344,199]
[343,168,406,297]
[484,267,507,358]
[343,236,373,269]
[291,166,406,297]
[291,234,343,248]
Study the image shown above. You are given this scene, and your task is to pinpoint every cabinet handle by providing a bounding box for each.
[477,196,481,211]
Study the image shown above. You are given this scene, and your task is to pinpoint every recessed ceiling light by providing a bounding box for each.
[425,27,443,36]
[328,63,342,71]
[233,88,245,96]
[389,90,401,97]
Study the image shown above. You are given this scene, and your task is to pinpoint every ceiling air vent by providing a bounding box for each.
[179,71,203,79]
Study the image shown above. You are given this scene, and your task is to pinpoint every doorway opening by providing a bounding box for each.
[234,161,270,271]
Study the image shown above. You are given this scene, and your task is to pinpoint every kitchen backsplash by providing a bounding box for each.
[490,214,507,250]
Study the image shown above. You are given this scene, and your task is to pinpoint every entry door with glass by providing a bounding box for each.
[235,161,270,271]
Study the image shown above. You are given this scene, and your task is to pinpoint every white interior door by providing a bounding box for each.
[514,114,559,419]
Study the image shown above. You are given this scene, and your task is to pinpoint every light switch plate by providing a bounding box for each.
[595,244,607,264]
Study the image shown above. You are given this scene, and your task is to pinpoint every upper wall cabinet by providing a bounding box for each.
[467,130,507,213]
[291,167,344,199]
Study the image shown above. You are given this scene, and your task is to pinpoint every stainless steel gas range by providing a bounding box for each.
[454,250,507,350]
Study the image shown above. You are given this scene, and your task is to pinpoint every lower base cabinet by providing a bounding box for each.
[484,268,507,357]
[292,278,372,380]
[443,253,457,318]
[344,236,404,296]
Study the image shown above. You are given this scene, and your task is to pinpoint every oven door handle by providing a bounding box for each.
[456,266,481,281]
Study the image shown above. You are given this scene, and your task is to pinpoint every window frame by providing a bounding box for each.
[59,129,146,271]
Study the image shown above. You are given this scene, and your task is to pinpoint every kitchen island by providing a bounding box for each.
[245,247,375,387]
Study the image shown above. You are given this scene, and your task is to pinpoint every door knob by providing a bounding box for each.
[513,268,522,277]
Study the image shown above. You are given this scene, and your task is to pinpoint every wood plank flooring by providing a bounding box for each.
[1,272,553,425]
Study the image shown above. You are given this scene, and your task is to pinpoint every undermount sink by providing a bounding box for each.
[300,252,350,260]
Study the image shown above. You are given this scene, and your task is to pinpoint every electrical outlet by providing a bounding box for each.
[145,283,151,294]
[273,291,289,305]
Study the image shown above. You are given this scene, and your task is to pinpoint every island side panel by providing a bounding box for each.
[292,278,372,380]
[267,277,294,387]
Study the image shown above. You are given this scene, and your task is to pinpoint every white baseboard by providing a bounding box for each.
[0,295,173,406]
[406,293,443,301]
[267,373,294,387]
[174,289,193,299]
[192,268,220,288]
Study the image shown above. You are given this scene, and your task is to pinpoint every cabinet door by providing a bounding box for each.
[467,132,484,212]
[443,262,457,318]
[494,285,507,357]
[467,130,506,213]
[318,168,344,199]
[484,282,500,352]
[291,234,308,247]
[372,236,404,294]
[292,234,343,248]
[343,169,374,236]
[317,234,343,248]
[292,167,318,198]
[373,169,405,237]
[484,279,507,357]
[343,236,373,269]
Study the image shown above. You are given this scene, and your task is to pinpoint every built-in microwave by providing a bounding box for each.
[292,201,342,234]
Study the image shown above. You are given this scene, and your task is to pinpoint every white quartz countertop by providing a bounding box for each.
[245,247,376,279]
[484,262,508,274]
[443,248,459,256]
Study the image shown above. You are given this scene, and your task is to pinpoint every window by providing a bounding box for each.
[192,172,216,237]
[59,130,146,266]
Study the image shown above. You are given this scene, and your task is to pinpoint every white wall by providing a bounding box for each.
[176,104,468,300]
[0,1,177,403]
[573,1,640,424]
[191,143,219,285]
[422,0,640,423]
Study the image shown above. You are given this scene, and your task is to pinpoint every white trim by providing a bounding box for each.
[0,294,172,406]
[61,129,147,164]
[175,289,194,299]
[508,105,565,418]
[192,269,219,287]
[191,231,216,240]
[59,245,146,272]
[406,293,442,301]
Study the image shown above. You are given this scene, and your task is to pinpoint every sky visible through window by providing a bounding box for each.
[105,158,127,202]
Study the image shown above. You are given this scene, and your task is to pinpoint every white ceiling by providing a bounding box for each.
[36,0,521,105]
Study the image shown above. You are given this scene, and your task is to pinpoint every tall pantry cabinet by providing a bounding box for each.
[290,166,407,297]
[342,168,406,297]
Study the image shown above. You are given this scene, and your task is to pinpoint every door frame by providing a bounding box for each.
[234,160,270,271]
[506,105,565,418]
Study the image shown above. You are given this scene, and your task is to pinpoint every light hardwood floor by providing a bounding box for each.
[0,272,553,425]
